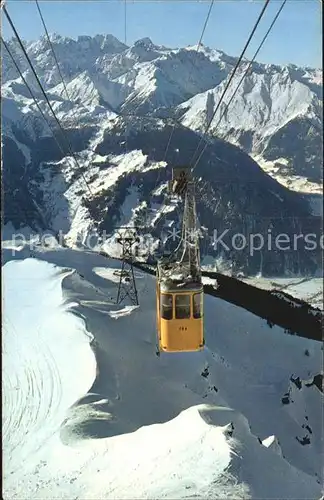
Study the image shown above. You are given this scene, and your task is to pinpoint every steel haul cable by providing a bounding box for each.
[35,0,106,209]
[161,0,215,164]
[35,0,71,101]
[194,0,287,213]
[189,0,271,170]
[192,0,287,175]
[124,0,128,155]
[34,0,114,158]
[148,0,215,230]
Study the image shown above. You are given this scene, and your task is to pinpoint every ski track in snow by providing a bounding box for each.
[2,246,323,499]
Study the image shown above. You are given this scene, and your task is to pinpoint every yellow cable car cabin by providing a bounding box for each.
[156,278,204,352]
[156,165,204,353]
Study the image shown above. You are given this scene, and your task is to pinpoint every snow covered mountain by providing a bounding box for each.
[2,244,323,498]
[1,33,323,276]
[176,60,322,191]
[3,33,321,187]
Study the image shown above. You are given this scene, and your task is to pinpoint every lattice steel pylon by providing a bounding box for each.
[115,227,140,306]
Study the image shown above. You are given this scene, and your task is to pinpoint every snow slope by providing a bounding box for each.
[2,242,323,498]
[2,258,96,479]
[178,66,320,141]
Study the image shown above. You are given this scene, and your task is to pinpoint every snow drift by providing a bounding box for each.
[2,244,322,498]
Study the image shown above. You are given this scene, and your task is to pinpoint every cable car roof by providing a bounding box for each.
[160,280,203,293]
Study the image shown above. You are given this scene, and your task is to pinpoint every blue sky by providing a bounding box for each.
[2,0,322,68]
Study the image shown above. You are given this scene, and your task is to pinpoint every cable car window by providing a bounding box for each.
[193,293,203,318]
[175,294,190,319]
[161,294,173,320]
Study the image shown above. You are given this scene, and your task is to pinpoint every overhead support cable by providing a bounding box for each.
[196,0,215,51]
[162,0,215,163]
[190,0,271,170]
[192,0,287,173]
[149,0,215,230]
[3,5,93,197]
